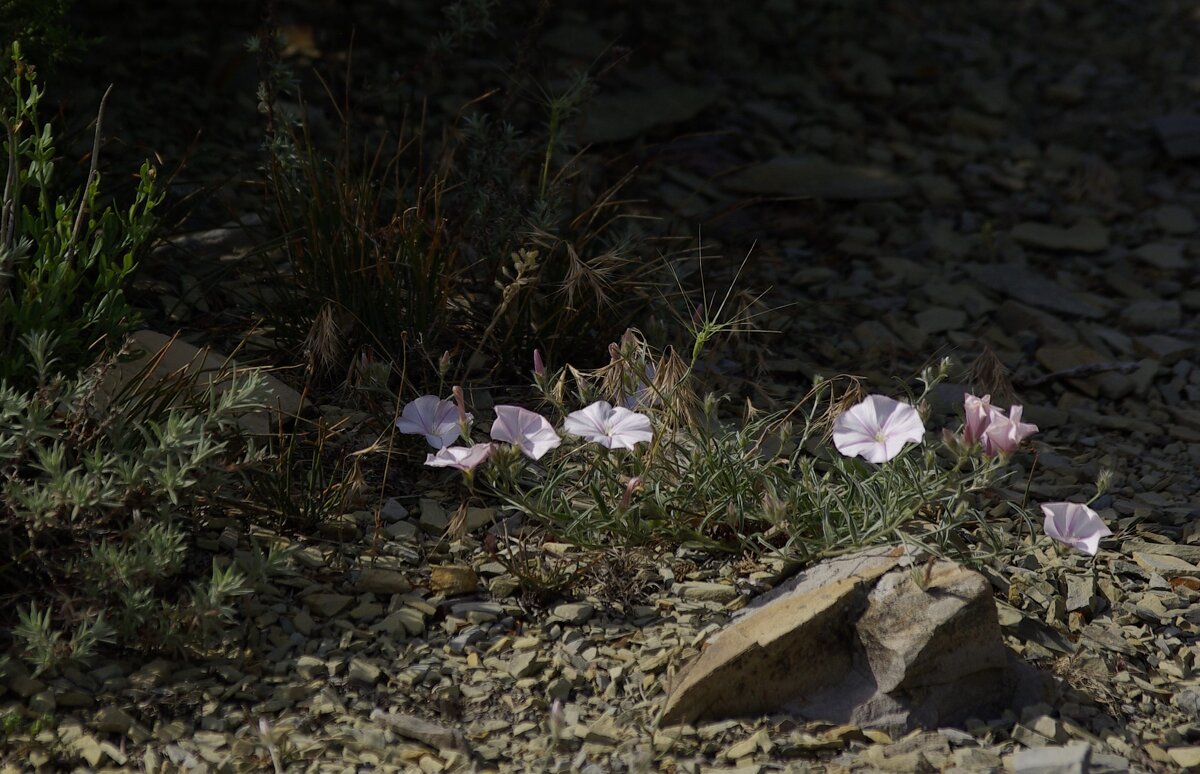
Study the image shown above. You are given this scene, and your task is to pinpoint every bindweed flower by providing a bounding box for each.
[533,349,545,377]
[424,443,493,472]
[548,699,565,747]
[963,393,1003,447]
[832,394,925,463]
[962,393,1038,456]
[396,395,470,448]
[619,475,644,509]
[983,404,1038,455]
[490,405,562,460]
[563,400,653,450]
[1041,501,1112,556]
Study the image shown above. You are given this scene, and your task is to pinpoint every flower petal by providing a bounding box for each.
[833,394,924,463]
[563,401,612,443]
[396,395,468,448]
[424,443,493,471]
[491,405,561,460]
[1041,502,1112,555]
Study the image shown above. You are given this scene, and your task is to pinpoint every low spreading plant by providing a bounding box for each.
[395,323,1115,572]
[0,336,278,674]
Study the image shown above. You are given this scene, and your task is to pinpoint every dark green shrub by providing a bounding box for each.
[0,43,159,391]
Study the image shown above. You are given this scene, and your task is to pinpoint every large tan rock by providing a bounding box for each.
[659,547,903,725]
[96,330,304,434]
[660,548,1032,734]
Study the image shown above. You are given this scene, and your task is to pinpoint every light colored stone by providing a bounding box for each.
[661,550,1025,734]
[1133,552,1200,579]
[676,581,739,603]
[1168,746,1200,768]
[429,565,479,596]
[660,548,901,725]
[550,603,595,624]
[348,658,382,685]
[354,567,412,594]
[1012,742,1091,774]
[95,330,304,435]
[369,709,466,751]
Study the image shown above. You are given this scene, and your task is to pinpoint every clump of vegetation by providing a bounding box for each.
[0,1,87,67]
[253,22,656,390]
[0,47,278,675]
[1,43,159,391]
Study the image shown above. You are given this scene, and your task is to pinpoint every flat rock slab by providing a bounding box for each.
[661,548,1032,734]
[725,156,911,200]
[576,83,716,144]
[1011,218,1109,253]
[966,264,1106,319]
[95,329,304,435]
[1153,114,1200,159]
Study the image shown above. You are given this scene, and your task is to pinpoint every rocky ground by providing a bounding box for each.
[5,0,1200,771]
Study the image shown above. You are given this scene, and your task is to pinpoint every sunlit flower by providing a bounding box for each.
[490,405,561,460]
[832,394,925,463]
[1041,502,1112,556]
[963,393,1003,447]
[396,395,469,448]
[984,404,1038,455]
[424,443,493,471]
[564,400,654,450]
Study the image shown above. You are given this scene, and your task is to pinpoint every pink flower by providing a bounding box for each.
[832,394,925,463]
[1041,502,1112,556]
[963,393,1003,447]
[563,400,653,450]
[396,395,470,448]
[962,393,1038,456]
[983,404,1038,455]
[490,405,561,460]
[533,349,546,377]
[424,443,493,471]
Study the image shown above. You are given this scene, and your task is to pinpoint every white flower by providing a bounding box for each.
[832,394,925,463]
[490,405,562,460]
[563,401,653,450]
[1041,502,1112,556]
[424,443,493,472]
[396,395,470,448]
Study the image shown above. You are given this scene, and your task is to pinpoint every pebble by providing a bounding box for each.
[676,581,739,603]
[1153,205,1196,235]
[303,593,353,618]
[1011,218,1108,253]
[91,706,135,735]
[550,603,596,624]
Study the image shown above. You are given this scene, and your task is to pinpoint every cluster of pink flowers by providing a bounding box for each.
[395,393,653,473]
[832,392,1111,556]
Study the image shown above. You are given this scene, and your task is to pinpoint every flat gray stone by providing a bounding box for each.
[1153,114,1200,159]
[967,264,1105,319]
[1011,219,1108,253]
[1011,741,1091,774]
[676,581,739,603]
[1153,205,1196,235]
[1133,242,1187,269]
[725,156,911,200]
[303,593,353,618]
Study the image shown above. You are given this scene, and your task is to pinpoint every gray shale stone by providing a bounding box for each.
[1011,741,1092,774]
